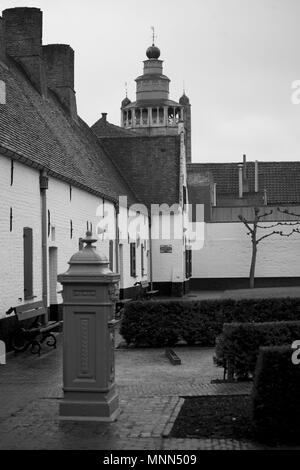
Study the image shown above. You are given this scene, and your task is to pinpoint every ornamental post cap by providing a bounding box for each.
[67,231,109,266]
[82,230,98,247]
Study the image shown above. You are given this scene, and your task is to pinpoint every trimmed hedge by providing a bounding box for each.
[120,297,300,347]
[215,321,300,379]
[120,300,182,347]
[252,345,300,444]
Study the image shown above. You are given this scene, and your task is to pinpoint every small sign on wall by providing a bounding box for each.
[160,244,172,253]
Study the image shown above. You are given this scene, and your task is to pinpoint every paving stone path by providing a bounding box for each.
[0,335,296,450]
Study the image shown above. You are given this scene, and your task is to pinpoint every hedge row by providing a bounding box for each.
[252,345,300,444]
[120,297,300,347]
[215,320,300,379]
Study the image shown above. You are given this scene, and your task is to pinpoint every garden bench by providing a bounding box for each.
[137,280,159,299]
[6,301,62,355]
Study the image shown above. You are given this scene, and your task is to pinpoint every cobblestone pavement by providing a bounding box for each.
[0,335,297,450]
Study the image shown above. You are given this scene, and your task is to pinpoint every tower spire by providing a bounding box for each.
[151,26,156,46]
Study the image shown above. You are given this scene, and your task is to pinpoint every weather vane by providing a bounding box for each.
[151,26,157,46]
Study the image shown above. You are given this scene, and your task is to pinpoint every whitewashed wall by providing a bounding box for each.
[118,205,149,290]
[0,155,152,318]
[0,155,42,316]
[47,176,116,305]
[192,222,300,278]
[151,212,185,283]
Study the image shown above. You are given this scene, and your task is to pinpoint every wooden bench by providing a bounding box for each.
[6,301,62,355]
[138,280,159,300]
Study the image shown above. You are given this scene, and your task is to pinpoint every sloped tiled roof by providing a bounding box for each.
[91,116,137,138]
[0,58,137,204]
[188,162,300,205]
[99,135,180,207]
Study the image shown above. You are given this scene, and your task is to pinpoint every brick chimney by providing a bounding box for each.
[238,164,243,198]
[43,44,77,120]
[0,17,5,63]
[242,154,249,193]
[3,7,46,95]
[255,160,259,192]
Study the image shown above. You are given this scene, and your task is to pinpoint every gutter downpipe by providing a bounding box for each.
[40,169,49,325]
[149,216,153,290]
[115,203,119,274]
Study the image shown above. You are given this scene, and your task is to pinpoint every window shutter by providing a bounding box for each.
[183,185,187,206]
[23,227,33,299]
[48,210,51,237]
[109,240,114,271]
[141,243,144,276]
[130,243,136,277]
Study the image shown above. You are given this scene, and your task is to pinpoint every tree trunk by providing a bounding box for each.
[249,242,257,289]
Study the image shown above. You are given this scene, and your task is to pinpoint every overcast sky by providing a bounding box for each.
[1,0,300,163]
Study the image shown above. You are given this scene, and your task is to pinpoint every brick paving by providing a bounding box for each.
[0,335,297,450]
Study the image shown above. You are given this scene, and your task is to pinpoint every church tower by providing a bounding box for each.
[120,35,192,161]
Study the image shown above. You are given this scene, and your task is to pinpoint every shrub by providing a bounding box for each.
[120,300,181,347]
[120,297,300,347]
[215,321,300,379]
[252,345,300,444]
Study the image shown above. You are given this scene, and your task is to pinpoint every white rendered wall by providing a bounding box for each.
[151,212,185,283]
[0,155,42,316]
[0,155,150,318]
[47,176,117,305]
[118,205,149,290]
[192,222,300,279]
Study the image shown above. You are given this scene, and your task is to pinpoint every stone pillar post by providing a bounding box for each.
[58,231,120,421]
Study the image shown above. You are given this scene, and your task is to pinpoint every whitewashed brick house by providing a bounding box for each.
[0,7,188,347]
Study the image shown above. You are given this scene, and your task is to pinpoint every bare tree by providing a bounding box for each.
[238,207,300,289]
